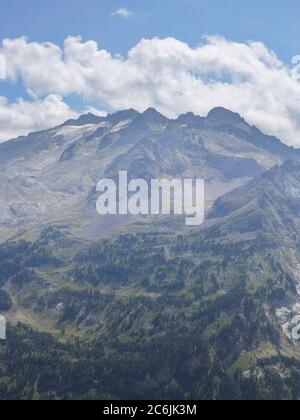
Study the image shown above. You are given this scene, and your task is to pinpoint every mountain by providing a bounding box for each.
[2,160,300,399]
[0,107,299,239]
[209,159,300,239]
[2,109,300,399]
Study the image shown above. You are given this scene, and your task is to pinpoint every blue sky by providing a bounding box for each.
[1,0,300,145]
[1,0,299,103]
[1,0,299,62]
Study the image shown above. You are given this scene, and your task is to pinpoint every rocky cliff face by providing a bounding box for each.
[0,107,298,238]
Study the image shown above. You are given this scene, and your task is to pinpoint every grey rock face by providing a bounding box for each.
[0,107,299,238]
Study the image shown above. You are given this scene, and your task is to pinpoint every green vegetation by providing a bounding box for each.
[0,213,299,400]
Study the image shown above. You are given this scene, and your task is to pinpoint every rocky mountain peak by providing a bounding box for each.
[176,112,205,128]
[142,107,168,121]
[206,107,246,125]
[129,107,169,130]
[63,113,106,127]
[107,109,140,124]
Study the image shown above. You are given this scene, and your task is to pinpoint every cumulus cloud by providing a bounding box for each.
[0,94,78,142]
[111,8,134,18]
[1,35,300,145]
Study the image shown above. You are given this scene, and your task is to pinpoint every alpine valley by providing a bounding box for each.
[2,107,300,400]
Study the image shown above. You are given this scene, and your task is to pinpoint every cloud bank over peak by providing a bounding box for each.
[1,35,300,145]
[0,94,77,142]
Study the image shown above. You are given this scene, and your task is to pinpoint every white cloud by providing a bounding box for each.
[0,52,6,79]
[111,8,134,18]
[1,35,300,145]
[0,94,78,142]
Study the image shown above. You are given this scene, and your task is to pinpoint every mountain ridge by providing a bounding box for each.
[0,106,299,239]
[2,113,300,399]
